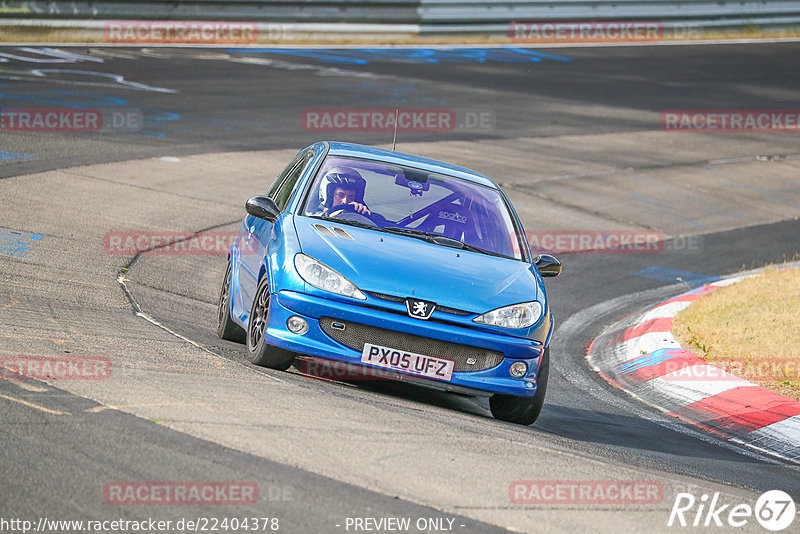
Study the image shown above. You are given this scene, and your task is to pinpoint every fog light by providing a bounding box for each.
[287,316,308,335]
[509,361,527,379]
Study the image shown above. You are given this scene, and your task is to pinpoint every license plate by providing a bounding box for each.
[361,343,454,381]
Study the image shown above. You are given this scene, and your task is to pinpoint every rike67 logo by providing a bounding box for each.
[668,490,796,531]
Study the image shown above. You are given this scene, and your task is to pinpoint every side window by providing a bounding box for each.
[268,151,314,212]
[266,156,298,199]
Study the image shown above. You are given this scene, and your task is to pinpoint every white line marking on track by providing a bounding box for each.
[0,393,67,415]
[116,274,285,383]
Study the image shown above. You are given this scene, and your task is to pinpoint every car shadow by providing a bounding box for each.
[534,403,760,463]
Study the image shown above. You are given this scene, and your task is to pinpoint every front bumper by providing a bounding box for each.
[263,290,548,397]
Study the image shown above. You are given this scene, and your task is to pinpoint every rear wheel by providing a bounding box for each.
[216,261,246,343]
[246,276,295,370]
[490,348,550,425]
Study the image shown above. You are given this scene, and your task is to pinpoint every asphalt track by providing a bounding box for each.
[1,43,800,533]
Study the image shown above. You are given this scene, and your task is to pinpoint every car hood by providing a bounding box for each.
[294,217,540,313]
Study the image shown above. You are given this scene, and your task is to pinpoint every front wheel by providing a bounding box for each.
[489,348,550,425]
[246,276,295,370]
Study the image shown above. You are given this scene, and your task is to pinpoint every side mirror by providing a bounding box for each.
[534,254,561,277]
[245,196,280,223]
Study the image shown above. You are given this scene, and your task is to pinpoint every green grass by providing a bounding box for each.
[672,267,800,401]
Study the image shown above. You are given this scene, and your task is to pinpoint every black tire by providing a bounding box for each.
[490,348,550,425]
[246,276,295,370]
[217,261,246,343]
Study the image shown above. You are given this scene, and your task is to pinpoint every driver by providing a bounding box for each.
[317,167,372,217]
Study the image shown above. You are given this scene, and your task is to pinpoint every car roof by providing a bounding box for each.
[324,141,497,189]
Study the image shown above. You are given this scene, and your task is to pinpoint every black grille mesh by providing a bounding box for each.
[319,317,503,372]
[366,291,404,303]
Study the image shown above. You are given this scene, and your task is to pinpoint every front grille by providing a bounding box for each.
[319,317,503,372]
[366,291,404,303]
[365,292,472,317]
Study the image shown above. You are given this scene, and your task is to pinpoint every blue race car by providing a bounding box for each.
[217,141,561,425]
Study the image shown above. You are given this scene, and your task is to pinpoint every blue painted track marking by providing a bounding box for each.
[0,90,181,139]
[225,47,571,64]
[634,266,722,287]
[613,348,682,375]
[0,228,45,258]
[503,47,572,62]
[0,89,125,108]
[0,151,34,160]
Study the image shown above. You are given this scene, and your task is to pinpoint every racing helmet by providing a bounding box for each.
[318,167,367,210]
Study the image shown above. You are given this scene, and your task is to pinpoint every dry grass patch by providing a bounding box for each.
[672,268,800,401]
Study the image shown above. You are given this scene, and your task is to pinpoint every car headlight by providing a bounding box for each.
[294,253,366,300]
[473,301,543,329]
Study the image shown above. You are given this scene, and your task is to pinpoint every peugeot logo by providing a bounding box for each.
[405,298,436,320]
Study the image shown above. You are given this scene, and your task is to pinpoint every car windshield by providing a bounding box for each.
[301,155,526,261]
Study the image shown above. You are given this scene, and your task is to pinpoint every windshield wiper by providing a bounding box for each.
[313,215,377,231]
[383,227,505,258]
[383,227,440,239]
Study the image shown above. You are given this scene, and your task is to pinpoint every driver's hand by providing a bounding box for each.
[331,202,371,217]
[349,202,371,216]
